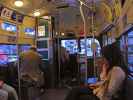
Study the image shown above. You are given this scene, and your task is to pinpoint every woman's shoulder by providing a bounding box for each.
[111,66,126,77]
[112,66,124,72]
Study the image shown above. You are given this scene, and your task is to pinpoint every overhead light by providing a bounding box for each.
[14,0,24,7]
[33,11,40,17]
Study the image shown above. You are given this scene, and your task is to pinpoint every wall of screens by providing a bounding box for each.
[0,44,31,66]
[60,38,101,57]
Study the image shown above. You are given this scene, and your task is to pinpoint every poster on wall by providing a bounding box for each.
[38,26,45,37]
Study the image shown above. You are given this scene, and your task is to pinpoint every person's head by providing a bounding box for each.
[30,45,37,52]
[100,42,128,74]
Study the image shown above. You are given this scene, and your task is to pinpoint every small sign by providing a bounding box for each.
[0,4,24,23]
[1,8,13,19]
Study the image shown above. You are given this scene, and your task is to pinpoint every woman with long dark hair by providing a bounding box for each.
[65,42,128,100]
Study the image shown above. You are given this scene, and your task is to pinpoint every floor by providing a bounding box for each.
[40,88,69,100]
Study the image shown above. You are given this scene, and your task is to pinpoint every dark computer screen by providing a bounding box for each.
[37,40,48,49]
[38,50,48,60]
[61,39,78,54]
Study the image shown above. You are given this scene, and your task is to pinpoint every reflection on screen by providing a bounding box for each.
[87,77,98,84]
[80,39,101,57]
[61,40,78,54]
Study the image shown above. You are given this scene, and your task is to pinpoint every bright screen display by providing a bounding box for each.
[25,28,35,36]
[61,39,78,54]
[1,22,17,32]
[0,45,17,65]
[80,38,101,57]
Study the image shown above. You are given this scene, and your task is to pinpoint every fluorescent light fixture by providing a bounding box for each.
[34,11,40,17]
[61,33,65,36]
[14,0,24,7]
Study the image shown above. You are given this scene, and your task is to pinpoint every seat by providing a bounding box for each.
[125,79,133,100]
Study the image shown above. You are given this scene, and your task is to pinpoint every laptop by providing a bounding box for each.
[87,77,98,84]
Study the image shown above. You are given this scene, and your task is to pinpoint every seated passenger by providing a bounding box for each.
[65,43,128,100]
[0,89,8,100]
[0,80,18,100]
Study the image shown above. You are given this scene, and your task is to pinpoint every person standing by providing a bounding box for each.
[19,45,44,87]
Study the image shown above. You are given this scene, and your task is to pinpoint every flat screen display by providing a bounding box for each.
[61,39,78,54]
[25,28,35,36]
[1,22,17,32]
[38,50,48,60]
[37,40,48,49]
[0,44,17,65]
[80,38,101,57]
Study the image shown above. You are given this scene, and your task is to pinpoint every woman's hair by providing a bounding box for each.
[101,42,128,74]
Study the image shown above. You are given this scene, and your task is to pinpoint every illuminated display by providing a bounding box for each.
[80,38,101,57]
[1,22,17,32]
[0,45,17,65]
[61,39,78,54]
[25,28,35,36]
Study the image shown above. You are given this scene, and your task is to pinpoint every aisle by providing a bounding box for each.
[40,89,69,100]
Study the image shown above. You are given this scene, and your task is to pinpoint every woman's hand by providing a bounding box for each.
[0,80,4,88]
[89,83,98,89]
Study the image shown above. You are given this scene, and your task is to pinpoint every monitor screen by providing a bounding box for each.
[25,28,35,36]
[0,54,8,65]
[38,50,48,60]
[37,40,48,49]
[0,44,17,65]
[80,38,101,57]
[1,22,17,32]
[61,39,78,54]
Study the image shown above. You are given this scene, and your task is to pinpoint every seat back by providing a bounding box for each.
[125,79,133,100]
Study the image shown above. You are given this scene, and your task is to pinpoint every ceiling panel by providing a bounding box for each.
[0,0,118,36]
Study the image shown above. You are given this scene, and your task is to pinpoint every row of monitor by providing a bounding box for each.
[0,44,30,65]
[1,22,48,37]
[0,44,49,65]
[61,39,101,57]
[37,38,101,57]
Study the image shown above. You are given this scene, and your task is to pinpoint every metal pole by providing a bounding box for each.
[79,1,88,84]
[34,17,39,45]
[57,36,61,87]
[91,1,97,77]
[16,14,21,100]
